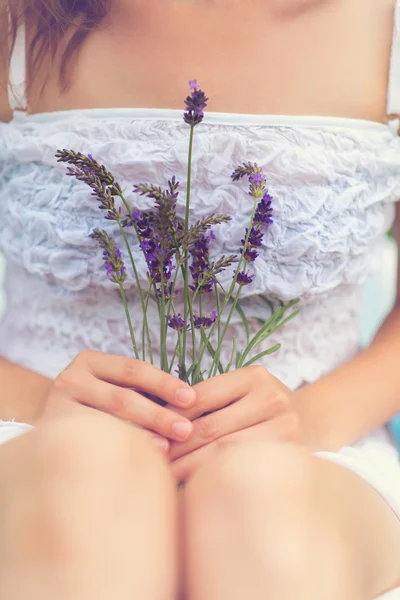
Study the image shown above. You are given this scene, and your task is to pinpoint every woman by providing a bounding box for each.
[0,0,400,598]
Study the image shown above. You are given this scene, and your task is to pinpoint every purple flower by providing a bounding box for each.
[236,271,254,286]
[157,283,177,301]
[249,173,265,185]
[131,178,181,284]
[193,311,218,330]
[233,165,274,279]
[168,314,188,331]
[254,192,274,227]
[184,80,208,126]
[90,229,127,285]
[189,235,213,293]
[243,248,259,262]
[56,150,123,221]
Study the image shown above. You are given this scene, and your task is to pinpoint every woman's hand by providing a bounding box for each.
[41,350,196,453]
[168,366,311,483]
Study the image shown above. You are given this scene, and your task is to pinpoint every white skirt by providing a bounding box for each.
[1,418,400,521]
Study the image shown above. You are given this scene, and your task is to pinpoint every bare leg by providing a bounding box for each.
[0,409,178,600]
[183,441,400,600]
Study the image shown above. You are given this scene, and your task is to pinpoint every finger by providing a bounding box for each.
[170,366,282,421]
[58,371,193,442]
[169,391,270,461]
[145,431,170,455]
[74,350,196,408]
[171,443,214,484]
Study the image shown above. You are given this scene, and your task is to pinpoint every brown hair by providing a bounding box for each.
[5,0,110,88]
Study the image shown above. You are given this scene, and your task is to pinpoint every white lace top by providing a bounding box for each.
[1,6,400,391]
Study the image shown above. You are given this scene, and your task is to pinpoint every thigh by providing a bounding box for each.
[183,442,400,598]
[0,410,178,599]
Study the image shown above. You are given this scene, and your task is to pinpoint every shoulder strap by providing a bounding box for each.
[8,19,27,113]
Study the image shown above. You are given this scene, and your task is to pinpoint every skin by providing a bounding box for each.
[0,0,400,598]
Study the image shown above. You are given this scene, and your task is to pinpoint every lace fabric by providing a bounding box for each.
[0,113,398,384]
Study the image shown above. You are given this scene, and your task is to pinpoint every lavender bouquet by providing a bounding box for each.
[56,81,298,386]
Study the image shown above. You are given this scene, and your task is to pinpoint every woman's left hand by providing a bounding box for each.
[168,366,312,483]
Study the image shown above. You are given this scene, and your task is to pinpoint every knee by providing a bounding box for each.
[3,411,173,562]
[184,442,321,553]
[25,409,174,499]
[186,440,313,515]
[184,442,349,573]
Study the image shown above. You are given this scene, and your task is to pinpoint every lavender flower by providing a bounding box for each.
[56,150,124,221]
[233,164,274,286]
[168,314,188,331]
[130,178,181,287]
[133,210,176,285]
[231,162,260,182]
[254,192,274,227]
[181,214,231,252]
[189,234,212,293]
[56,150,122,194]
[184,80,208,126]
[67,166,121,221]
[190,235,237,294]
[193,311,218,329]
[157,284,177,301]
[90,229,127,284]
[235,271,254,286]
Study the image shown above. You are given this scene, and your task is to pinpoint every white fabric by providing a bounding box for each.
[0,420,33,444]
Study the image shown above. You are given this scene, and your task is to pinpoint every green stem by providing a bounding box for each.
[165,258,182,320]
[117,217,153,363]
[168,334,181,374]
[119,284,139,359]
[142,291,154,364]
[199,195,261,377]
[159,267,168,372]
[181,125,195,374]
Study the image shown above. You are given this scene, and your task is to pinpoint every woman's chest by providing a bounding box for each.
[31,0,393,121]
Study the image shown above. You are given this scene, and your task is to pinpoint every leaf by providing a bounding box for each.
[236,308,285,368]
[236,350,242,369]
[200,330,224,376]
[225,336,237,373]
[234,301,250,346]
[242,344,281,367]
[236,299,300,369]
[185,362,198,382]
[259,295,275,313]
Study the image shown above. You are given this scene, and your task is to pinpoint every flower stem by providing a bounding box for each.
[181,125,195,373]
[118,284,139,359]
[159,267,168,372]
[207,197,259,374]
[117,216,153,363]
[198,196,260,377]
[143,290,154,364]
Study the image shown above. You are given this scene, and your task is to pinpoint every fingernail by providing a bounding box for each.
[172,420,192,441]
[175,386,196,407]
[151,436,169,453]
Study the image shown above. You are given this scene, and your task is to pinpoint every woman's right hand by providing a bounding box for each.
[41,350,196,453]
